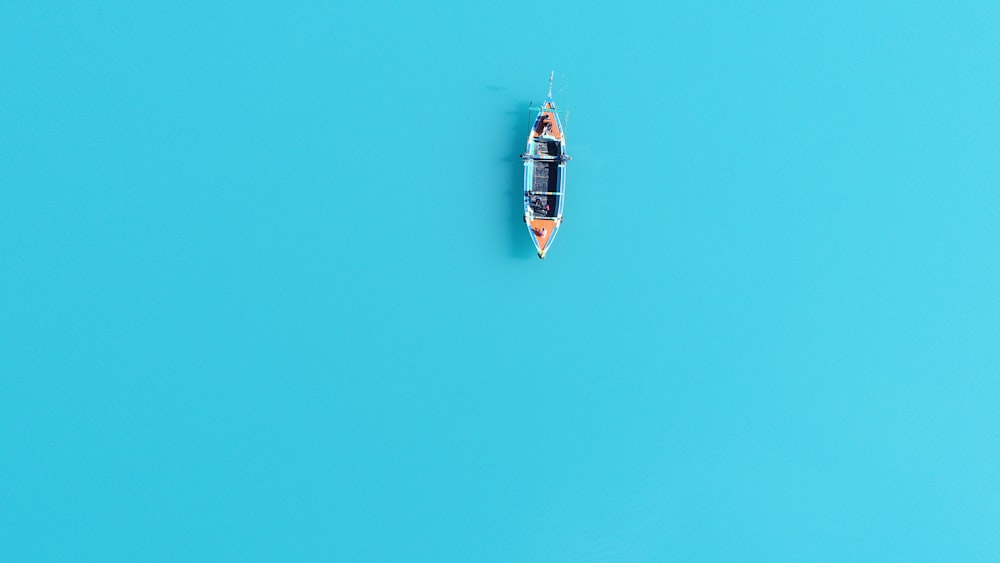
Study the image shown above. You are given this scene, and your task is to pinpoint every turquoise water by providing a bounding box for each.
[3,2,1000,561]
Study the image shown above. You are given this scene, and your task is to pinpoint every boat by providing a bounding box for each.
[521,71,570,259]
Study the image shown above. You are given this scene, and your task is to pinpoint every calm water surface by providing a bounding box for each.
[3,1,999,561]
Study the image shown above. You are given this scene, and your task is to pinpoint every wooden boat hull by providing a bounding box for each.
[522,79,568,259]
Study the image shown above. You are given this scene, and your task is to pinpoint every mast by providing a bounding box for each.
[547,70,554,99]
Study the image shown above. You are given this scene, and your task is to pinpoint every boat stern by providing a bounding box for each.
[527,218,559,259]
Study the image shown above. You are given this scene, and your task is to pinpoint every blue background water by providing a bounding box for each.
[3,2,999,561]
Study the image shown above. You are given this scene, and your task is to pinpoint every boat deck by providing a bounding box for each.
[527,188,560,218]
[533,139,561,157]
[531,160,560,194]
[531,108,562,139]
[528,217,559,253]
